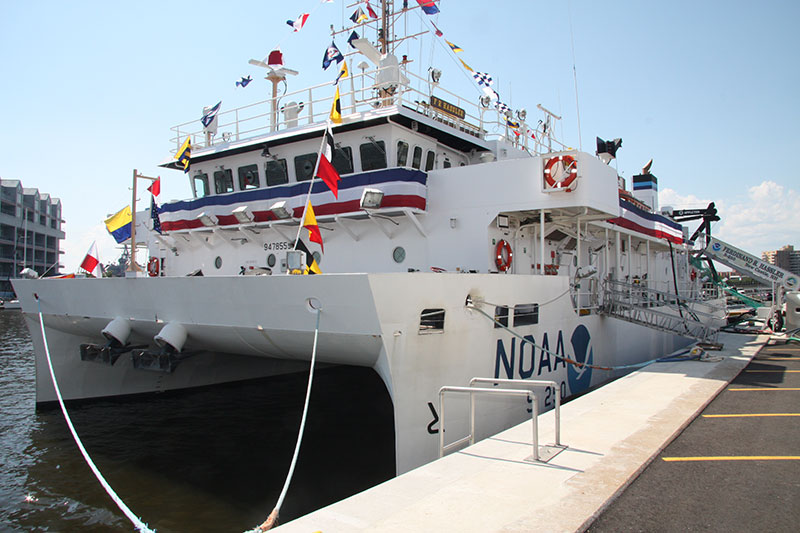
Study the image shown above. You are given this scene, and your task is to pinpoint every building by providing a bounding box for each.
[0,179,65,297]
[762,245,800,276]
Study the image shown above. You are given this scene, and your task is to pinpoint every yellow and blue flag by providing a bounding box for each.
[175,136,191,173]
[104,206,132,244]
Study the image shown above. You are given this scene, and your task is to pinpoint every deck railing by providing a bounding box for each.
[170,64,568,156]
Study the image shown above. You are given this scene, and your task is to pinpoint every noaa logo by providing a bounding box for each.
[567,325,593,394]
[786,276,799,290]
[711,242,722,252]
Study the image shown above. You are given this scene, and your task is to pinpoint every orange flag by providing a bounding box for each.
[303,202,323,253]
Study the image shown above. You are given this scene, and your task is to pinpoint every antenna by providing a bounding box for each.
[248,50,300,132]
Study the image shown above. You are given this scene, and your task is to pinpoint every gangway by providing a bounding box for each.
[599,279,719,342]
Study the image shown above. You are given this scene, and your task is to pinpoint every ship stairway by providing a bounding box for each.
[598,279,719,342]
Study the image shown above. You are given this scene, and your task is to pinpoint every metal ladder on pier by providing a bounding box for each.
[599,279,719,342]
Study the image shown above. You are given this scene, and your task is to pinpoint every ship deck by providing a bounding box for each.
[271,331,798,532]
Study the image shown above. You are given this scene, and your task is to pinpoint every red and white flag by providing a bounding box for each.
[316,126,341,198]
[80,241,102,278]
[286,13,309,32]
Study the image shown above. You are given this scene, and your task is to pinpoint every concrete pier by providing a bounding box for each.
[274,332,768,532]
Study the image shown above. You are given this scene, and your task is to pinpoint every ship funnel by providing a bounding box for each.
[154,322,188,353]
[101,317,131,347]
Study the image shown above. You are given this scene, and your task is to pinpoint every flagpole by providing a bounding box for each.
[129,170,158,273]
[292,123,331,250]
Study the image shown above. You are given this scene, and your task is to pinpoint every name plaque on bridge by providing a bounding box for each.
[430,96,465,120]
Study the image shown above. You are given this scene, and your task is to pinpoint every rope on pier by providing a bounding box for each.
[469,300,705,372]
[252,306,322,532]
[35,296,154,533]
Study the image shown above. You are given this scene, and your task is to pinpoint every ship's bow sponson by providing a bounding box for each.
[12,275,388,402]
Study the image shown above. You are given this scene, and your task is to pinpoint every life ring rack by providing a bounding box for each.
[147,257,160,277]
[543,154,578,191]
[495,239,513,272]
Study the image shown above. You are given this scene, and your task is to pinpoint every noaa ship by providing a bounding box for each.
[13,1,724,475]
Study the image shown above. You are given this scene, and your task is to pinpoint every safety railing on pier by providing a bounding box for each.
[170,65,568,157]
[439,378,563,462]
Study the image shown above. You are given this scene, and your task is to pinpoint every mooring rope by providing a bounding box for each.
[35,296,154,533]
[470,301,702,372]
[253,306,322,532]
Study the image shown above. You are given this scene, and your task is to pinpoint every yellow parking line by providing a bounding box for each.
[744,369,800,372]
[663,456,800,462]
[702,413,800,418]
[728,387,800,391]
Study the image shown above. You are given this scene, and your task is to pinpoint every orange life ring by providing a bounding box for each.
[543,154,578,190]
[147,257,160,277]
[495,239,513,272]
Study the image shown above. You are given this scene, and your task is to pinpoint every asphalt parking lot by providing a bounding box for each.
[587,336,800,532]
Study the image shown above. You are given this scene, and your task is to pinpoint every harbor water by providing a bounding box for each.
[0,310,395,532]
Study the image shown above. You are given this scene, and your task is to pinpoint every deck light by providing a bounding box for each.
[270,201,292,220]
[360,188,384,209]
[197,212,218,227]
[232,206,254,223]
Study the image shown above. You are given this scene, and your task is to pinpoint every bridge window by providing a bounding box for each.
[494,306,509,328]
[513,303,539,327]
[397,141,409,166]
[419,308,445,333]
[360,140,387,171]
[214,169,234,194]
[265,159,288,186]
[332,145,354,175]
[425,150,435,171]
[238,164,260,190]
[193,173,209,198]
[295,153,318,182]
[412,146,422,169]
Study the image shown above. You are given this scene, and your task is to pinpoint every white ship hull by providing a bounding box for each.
[13,273,722,474]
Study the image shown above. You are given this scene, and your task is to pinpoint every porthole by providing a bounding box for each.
[393,246,406,263]
[267,254,276,267]
[214,256,223,269]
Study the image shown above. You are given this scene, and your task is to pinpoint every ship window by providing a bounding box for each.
[193,174,209,198]
[360,140,387,171]
[238,164,260,190]
[265,159,288,186]
[397,141,409,166]
[332,145,354,175]
[443,157,451,169]
[295,153,318,182]
[425,150,435,171]
[494,306,509,328]
[419,308,445,333]
[412,146,422,169]
[513,303,539,327]
[214,169,234,194]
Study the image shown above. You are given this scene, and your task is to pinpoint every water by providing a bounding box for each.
[0,311,395,531]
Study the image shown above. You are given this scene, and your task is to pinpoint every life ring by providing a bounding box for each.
[495,239,513,272]
[543,154,578,190]
[147,257,160,277]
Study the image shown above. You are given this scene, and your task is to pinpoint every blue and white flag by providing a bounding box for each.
[472,71,493,87]
[201,101,221,128]
[236,76,252,88]
[495,100,511,116]
[322,41,344,70]
[347,30,360,48]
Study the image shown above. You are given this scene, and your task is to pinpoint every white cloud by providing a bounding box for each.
[661,181,800,256]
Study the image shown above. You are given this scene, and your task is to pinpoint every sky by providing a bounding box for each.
[1,0,798,272]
